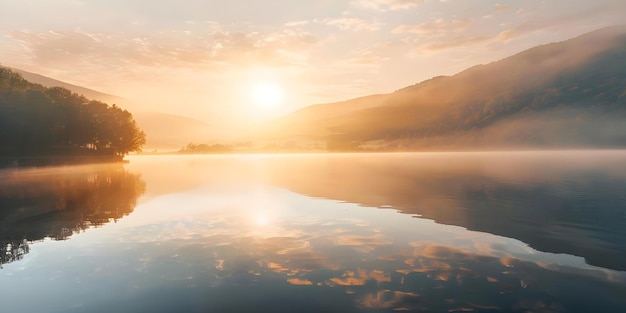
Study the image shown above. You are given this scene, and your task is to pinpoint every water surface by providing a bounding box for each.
[1,151,625,312]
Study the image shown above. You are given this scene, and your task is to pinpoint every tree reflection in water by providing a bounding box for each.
[0,164,145,267]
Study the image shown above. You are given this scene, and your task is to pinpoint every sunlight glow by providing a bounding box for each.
[254,212,271,227]
[250,81,284,109]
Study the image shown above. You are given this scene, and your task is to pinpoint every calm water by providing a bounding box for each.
[1,151,626,313]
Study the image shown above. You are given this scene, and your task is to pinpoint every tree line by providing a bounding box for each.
[0,165,145,267]
[0,67,145,160]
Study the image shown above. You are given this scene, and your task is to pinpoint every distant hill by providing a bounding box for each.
[4,67,212,150]
[260,26,626,150]
[264,93,389,139]
[9,68,127,107]
[133,111,213,150]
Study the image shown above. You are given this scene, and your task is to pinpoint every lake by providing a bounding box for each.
[1,151,625,312]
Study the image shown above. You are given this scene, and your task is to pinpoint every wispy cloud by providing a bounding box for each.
[9,27,318,71]
[392,18,473,34]
[352,0,423,11]
[495,6,618,42]
[504,1,626,40]
[324,18,384,32]
[285,20,310,27]
[347,49,391,65]
[420,35,492,51]
[358,290,420,310]
[391,18,479,51]
[2,0,624,119]
[286,278,313,285]
[393,1,625,53]
[285,17,383,32]
[495,3,510,12]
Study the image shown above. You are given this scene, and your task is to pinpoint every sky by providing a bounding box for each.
[1,0,625,127]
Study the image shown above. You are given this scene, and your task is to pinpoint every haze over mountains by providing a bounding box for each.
[259,25,626,150]
[5,67,211,150]
[5,26,626,151]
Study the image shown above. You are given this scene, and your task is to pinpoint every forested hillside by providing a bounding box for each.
[8,67,212,150]
[0,68,145,161]
[261,26,626,150]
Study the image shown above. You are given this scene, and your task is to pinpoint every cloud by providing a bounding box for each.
[325,18,384,32]
[8,31,100,64]
[496,29,521,41]
[285,20,310,27]
[286,278,313,285]
[392,18,473,34]
[334,233,391,252]
[495,3,510,12]
[8,27,319,72]
[392,2,626,54]
[352,0,423,11]
[420,35,492,51]
[496,3,626,42]
[347,49,390,65]
[284,17,383,32]
[391,18,486,52]
[327,269,391,286]
[358,290,421,310]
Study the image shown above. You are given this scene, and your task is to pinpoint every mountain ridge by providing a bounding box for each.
[258,25,626,150]
[2,66,213,150]
[9,67,128,107]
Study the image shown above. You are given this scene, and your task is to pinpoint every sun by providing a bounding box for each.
[250,81,284,109]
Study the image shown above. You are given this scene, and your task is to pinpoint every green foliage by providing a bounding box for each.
[0,68,146,158]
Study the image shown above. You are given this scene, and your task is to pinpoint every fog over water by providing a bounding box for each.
[1,151,625,312]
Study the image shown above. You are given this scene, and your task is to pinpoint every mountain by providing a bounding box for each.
[4,67,212,150]
[266,93,388,138]
[10,68,127,106]
[133,111,212,150]
[261,26,626,150]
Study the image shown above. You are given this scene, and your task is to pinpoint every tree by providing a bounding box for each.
[0,68,146,160]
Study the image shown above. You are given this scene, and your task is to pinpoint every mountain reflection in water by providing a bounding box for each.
[259,151,626,271]
[1,152,625,313]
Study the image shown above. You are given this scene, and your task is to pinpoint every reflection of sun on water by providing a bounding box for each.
[246,189,280,229]
[239,190,296,237]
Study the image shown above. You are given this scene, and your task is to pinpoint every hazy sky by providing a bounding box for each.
[1,0,624,125]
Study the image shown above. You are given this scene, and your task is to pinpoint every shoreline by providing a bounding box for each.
[0,155,126,168]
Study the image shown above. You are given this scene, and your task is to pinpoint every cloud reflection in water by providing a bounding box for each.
[2,152,626,312]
